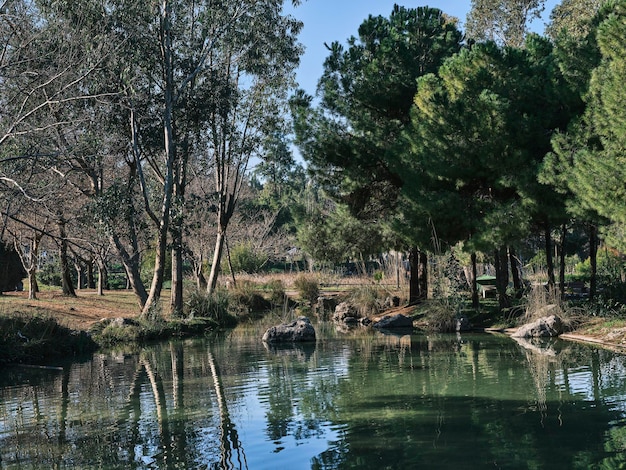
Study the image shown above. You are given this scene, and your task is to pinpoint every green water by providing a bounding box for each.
[1,324,626,469]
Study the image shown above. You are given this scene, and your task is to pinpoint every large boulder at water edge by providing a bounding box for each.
[333,301,360,324]
[512,314,564,338]
[262,317,316,343]
[373,314,413,329]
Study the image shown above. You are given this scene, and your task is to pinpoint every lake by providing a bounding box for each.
[1,321,626,469]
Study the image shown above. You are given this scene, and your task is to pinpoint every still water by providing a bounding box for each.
[1,323,626,469]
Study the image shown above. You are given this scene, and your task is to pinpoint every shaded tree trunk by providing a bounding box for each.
[418,250,428,301]
[494,246,510,310]
[589,223,598,300]
[170,242,183,317]
[471,252,479,309]
[544,223,555,287]
[110,233,147,308]
[87,258,96,289]
[559,223,567,297]
[58,218,76,297]
[408,246,419,304]
[509,246,521,292]
[96,259,107,296]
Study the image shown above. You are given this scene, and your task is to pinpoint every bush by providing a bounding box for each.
[0,313,96,364]
[423,303,458,333]
[184,289,237,327]
[348,285,385,317]
[266,279,287,306]
[37,260,62,287]
[227,243,266,274]
[294,275,319,306]
[229,280,271,316]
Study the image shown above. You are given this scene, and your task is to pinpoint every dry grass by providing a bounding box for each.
[520,285,586,331]
[0,289,141,330]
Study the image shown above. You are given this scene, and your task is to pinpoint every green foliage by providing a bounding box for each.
[265,279,287,307]
[407,36,571,253]
[292,5,463,251]
[574,247,625,281]
[297,202,385,265]
[37,260,62,287]
[228,242,266,274]
[293,275,319,306]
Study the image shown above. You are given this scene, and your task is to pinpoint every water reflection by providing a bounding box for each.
[1,327,626,469]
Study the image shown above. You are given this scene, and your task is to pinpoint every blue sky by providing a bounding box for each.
[286,1,561,95]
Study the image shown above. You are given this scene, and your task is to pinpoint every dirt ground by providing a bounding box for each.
[0,289,140,331]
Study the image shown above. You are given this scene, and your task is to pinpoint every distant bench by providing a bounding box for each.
[476,275,497,299]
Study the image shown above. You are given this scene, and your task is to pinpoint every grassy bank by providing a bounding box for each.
[3,276,626,365]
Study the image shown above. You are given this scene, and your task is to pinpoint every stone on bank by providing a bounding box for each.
[262,317,316,343]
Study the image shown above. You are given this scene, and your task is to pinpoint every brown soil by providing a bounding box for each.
[0,289,140,331]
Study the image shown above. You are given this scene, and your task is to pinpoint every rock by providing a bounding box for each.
[512,315,563,338]
[333,301,360,324]
[373,314,413,329]
[262,317,316,343]
[316,295,339,313]
[382,296,401,309]
[109,317,139,328]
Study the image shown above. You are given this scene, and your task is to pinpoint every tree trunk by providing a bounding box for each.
[141,1,176,317]
[75,263,83,290]
[110,233,147,308]
[408,246,420,304]
[494,246,510,310]
[96,259,106,296]
[559,223,567,298]
[418,250,428,301]
[207,229,226,295]
[589,223,598,300]
[544,223,555,287]
[225,236,237,289]
[509,246,521,292]
[170,243,184,317]
[58,219,76,297]
[193,256,207,291]
[471,252,479,309]
[27,268,37,300]
[87,258,96,289]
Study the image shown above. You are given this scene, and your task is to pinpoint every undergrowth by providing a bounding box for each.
[0,312,96,365]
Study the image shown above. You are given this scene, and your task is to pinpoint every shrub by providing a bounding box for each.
[0,313,96,363]
[348,285,385,317]
[185,289,237,327]
[294,275,319,306]
[227,243,266,274]
[423,302,458,332]
[229,280,271,316]
[266,279,286,306]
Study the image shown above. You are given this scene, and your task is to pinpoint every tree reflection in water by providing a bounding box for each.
[1,329,626,468]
